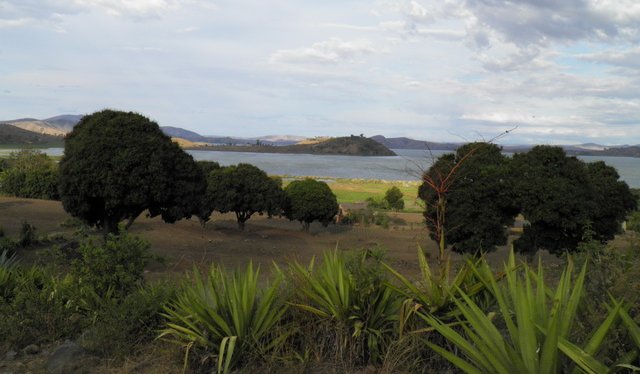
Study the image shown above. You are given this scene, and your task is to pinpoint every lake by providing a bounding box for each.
[3,148,639,188]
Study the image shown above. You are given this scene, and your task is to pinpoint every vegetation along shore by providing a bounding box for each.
[1,110,640,373]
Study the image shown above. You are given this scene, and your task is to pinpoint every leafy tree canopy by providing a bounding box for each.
[283,178,339,231]
[203,163,284,230]
[419,142,519,254]
[58,110,206,235]
[384,186,404,211]
[511,145,636,255]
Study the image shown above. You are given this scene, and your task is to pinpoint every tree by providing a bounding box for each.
[511,146,636,255]
[384,186,404,211]
[419,143,519,255]
[203,163,284,230]
[58,110,206,236]
[0,149,59,200]
[283,178,339,231]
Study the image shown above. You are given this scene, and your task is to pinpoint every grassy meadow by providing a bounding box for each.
[283,176,423,212]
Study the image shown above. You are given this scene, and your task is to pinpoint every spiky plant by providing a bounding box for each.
[422,251,624,374]
[289,249,402,365]
[160,262,288,373]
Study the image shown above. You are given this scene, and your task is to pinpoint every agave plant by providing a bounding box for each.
[289,249,402,365]
[159,262,288,373]
[422,251,624,374]
[383,247,499,327]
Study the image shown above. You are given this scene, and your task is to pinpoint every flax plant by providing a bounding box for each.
[383,247,494,326]
[160,262,287,373]
[289,249,402,365]
[422,251,623,374]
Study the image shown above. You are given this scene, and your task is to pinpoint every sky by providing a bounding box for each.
[1,0,640,145]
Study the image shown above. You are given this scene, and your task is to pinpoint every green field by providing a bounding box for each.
[282,176,423,212]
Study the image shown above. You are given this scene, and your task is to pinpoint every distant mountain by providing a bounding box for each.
[567,145,640,158]
[0,114,83,136]
[0,123,64,146]
[161,126,210,142]
[43,115,83,132]
[191,136,397,156]
[370,135,460,151]
[161,127,303,146]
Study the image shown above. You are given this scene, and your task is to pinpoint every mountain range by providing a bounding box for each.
[0,115,638,157]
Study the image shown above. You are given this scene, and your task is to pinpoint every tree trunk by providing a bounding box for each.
[102,217,119,241]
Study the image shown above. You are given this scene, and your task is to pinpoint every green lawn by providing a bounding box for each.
[282,177,423,212]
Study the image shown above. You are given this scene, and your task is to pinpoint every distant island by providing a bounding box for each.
[184,135,397,157]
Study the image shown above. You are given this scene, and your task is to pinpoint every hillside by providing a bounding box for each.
[371,135,459,151]
[567,145,640,158]
[192,136,397,156]
[1,114,83,136]
[0,124,64,146]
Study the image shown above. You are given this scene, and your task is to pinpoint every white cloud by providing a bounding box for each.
[269,38,380,65]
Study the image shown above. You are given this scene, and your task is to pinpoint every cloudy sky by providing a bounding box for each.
[1,0,639,145]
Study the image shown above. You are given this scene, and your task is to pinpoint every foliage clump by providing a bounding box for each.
[202,163,285,230]
[58,109,206,235]
[0,149,59,200]
[283,178,339,231]
[384,186,404,211]
[419,143,636,256]
[419,142,519,255]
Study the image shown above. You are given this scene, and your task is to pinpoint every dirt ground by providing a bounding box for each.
[0,197,434,278]
[0,196,569,281]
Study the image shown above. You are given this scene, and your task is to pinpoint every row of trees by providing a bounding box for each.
[419,142,637,257]
[56,110,338,235]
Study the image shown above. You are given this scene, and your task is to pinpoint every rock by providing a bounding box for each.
[45,341,87,374]
[4,351,17,361]
[23,344,39,355]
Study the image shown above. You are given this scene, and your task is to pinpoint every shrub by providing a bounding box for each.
[70,233,152,298]
[18,220,37,247]
[160,262,288,373]
[366,196,388,210]
[0,149,59,200]
[628,211,640,234]
[82,283,176,358]
[0,267,83,349]
[384,186,404,211]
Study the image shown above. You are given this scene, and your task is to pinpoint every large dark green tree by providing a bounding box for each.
[203,163,284,230]
[511,146,636,255]
[419,143,519,255]
[283,178,339,231]
[58,110,206,235]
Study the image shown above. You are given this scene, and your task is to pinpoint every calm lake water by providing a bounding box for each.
[4,148,639,188]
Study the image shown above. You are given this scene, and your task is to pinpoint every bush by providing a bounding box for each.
[82,283,176,358]
[342,208,391,229]
[70,234,152,298]
[628,211,640,234]
[384,186,404,211]
[0,267,84,349]
[366,196,388,210]
[18,220,37,247]
[0,149,59,200]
